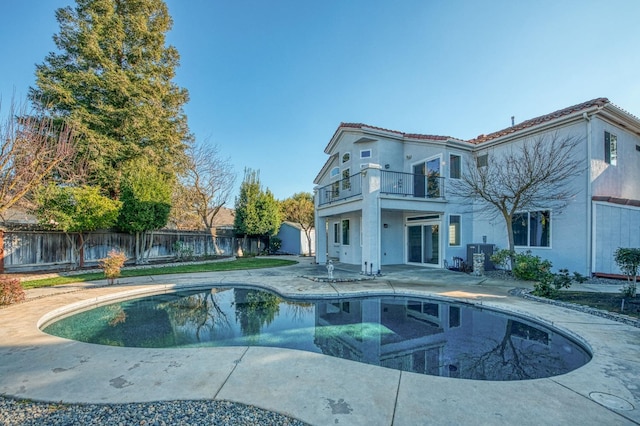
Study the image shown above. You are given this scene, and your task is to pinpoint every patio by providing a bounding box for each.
[0,259,638,425]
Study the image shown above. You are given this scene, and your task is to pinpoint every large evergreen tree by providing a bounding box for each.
[29,0,192,196]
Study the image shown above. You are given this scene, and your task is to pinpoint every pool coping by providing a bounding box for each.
[1,261,639,425]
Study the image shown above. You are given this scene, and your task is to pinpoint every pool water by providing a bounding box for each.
[43,287,591,381]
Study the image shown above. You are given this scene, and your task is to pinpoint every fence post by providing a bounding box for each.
[79,234,85,269]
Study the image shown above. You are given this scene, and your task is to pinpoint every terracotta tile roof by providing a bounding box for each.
[338,122,452,141]
[468,98,610,144]
[331,97,632,151]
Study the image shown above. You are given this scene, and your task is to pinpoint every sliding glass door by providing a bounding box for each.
[407,221,440,265]
[413,158,441,198]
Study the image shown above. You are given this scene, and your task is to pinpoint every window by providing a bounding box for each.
[331,181,339,198]
[342,168,351,190]
[333,222,339,244]
[330,167,340,178]
[513,210,551,247]
[342,152,350,163]
[342,219,350,245]
[448,215,460,246]
[360,149,371,159]
[605,131,617,165]
[476,154,488,168]
[449,154,461,179]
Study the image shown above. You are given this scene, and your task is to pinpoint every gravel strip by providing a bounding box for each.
[0,397,308,426]
[509,287,640,328]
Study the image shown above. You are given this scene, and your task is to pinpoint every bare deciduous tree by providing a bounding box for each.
[169,185,203,230]
[449,133,583,258]
[172,143,235,231]
[0,97,78,219]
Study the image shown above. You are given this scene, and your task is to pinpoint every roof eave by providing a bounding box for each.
[598,103,640,137]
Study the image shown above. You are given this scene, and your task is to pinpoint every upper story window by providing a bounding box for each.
[342,168,351,190]
[605,131,617,165]
[449,154,461,179]
[330,167,340,178]
[360,149,371,159]
[342,152,351,163]
[476,154,488,168]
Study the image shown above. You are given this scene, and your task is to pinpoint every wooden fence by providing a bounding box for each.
[0,229,265,273]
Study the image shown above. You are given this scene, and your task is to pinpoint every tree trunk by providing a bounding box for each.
[503,210,516,270]
[209,227,220,256]
[305,229,313,256]
[65,232,89,270]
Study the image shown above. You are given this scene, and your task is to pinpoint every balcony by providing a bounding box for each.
[317,172,363,205]
[317,170,445,207]
[380,170,445,199]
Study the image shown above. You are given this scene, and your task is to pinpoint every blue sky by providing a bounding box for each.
[1,0,639,200]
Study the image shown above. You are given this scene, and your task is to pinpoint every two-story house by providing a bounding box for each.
[313,98,640,276]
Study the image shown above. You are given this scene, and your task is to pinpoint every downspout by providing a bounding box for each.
[583,112,593,276]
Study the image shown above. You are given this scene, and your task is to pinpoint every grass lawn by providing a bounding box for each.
[552,291,640,319]
[20,257,298,289]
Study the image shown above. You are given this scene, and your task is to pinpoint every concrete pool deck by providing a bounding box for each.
[1,258,639,425]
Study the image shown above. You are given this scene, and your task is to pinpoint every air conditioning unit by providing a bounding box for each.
[466,244,496,271]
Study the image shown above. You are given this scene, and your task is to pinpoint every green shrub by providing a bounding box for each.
[572,272,588,284]
[505,252,586,298]
[614,247,640,297]
[489,249,512,270]
[532,269,586,298]
[621,284,637,299]
[269,237,282,254]
[173,241,194,262]
[532,273,556,298]
[0,277,25,305]
[512,251,552,281]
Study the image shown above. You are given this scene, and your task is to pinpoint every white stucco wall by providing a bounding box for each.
[380,211,404,265]
[468,122,592,274]
[590,117,640,199]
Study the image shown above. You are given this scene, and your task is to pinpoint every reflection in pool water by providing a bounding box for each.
[43,287,591,381]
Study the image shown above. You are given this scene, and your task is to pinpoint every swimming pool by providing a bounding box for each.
[42,286,591,381]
